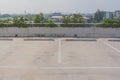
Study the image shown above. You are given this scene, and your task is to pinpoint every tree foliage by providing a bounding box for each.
[45,19,57,27]
[0,18,11,24]
[61,13,85,24]
[101,17,120,27]
[71,14,84,23]
[94,9,104,22]
[34,13,44,23]
[61,16,70,24]
[13,16,27,27]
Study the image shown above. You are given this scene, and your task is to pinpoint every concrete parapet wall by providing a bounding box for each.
[0,27,120,38]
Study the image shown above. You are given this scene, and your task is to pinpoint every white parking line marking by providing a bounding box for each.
[38,67,120,69]
[58,39,62,63]
[103,41,120,53]
[0,66,120,69]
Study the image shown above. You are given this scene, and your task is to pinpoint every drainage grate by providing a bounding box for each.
[65,38,97,41]
[24,39,54,41]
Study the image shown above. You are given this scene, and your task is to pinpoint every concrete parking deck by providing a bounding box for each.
[0,38,120,80]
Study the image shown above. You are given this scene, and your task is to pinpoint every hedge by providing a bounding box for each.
[0,23,119,28]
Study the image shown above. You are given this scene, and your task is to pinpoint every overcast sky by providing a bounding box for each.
[0,0,119,14]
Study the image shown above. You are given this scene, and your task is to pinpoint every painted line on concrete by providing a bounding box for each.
[0,39,13,41]
[38,67,120,70]
[24,39,54,41]
[65,38,97,41]
[102,41,120,53]
[0,66,120,69]
[108,40,120,42]
[58,39,62,63]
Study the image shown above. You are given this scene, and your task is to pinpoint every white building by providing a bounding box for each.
[51,16,63,22]
[114,10,120,18]
[103,12,113,19]
[49,13,63,23]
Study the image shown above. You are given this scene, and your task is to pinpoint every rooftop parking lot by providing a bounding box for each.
[0,38,120,80]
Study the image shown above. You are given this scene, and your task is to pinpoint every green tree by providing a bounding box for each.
[61,16,70,24]
[116,17,120,24]
[62,13,85,24]
[45,19,56,27]
[13,16,26,27]
[102,18,113,24]
[34,13,44,23]
[101,18,120,27]
[71,14,85,23]
[94,9,104,22]
[102,18,120,24]
[0,18,11,24]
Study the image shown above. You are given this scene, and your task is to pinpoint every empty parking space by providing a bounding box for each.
[106,38,120,51]
[0,38,120,80]
[0,38,58,67]
[61,39,120,67]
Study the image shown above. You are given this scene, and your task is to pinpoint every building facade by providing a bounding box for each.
[114,10,120,18]
[103,11,114,19]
